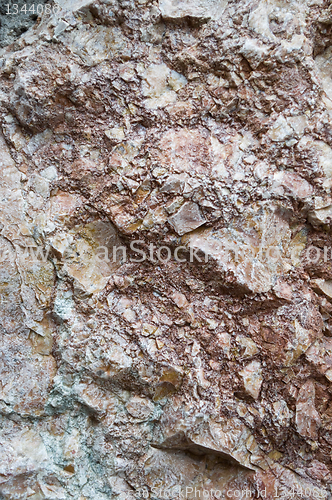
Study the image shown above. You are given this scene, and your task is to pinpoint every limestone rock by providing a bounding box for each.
[296,381,321,440]
[239,361,263,400]
[182,204,303,293]
[168,201,206,236]
[159,0,228,21]
[1,0,332,498]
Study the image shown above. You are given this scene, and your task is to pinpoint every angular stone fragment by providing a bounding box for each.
[168,201,206,235]
[0,333,56,416]
[126,396,154,420]
[309,205,332,225]
[241,38,270,69]
[159,0,228,20]
[50,221,122,294]
[272,171,313,200]
[0,426,49,487]
[236,336,259,359]
[239,361,263,400]
[268,116,294,142]
[171,291,189,308]
[312,279,332,300]
[141,64,187,109]
[305,338,332,376]
[315,46,332,101]
[287,115,308,137]
[56,0,93,11]
[183,205,303,293]
[284,320,318,366]
[298,137,332,186]
[272,400,292,427]
[296,381,321,440]
[65,26,130,66]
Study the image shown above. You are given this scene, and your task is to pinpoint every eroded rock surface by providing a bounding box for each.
[1,0,332,498]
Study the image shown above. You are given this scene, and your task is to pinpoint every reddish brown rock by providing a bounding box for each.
[1,0,332,498]
[296,381,321,440]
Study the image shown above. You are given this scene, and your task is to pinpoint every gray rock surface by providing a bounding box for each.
[1,0,332,499]
[0,0,48,48]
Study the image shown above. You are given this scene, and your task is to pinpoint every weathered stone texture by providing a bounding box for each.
[1,0,332,498]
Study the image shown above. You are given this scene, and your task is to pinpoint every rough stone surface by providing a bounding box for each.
[1,0,332,499]
[0,0,49,48]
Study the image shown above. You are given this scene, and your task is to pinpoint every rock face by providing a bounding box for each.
[0,0,49,48]
[1,0,332,498]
